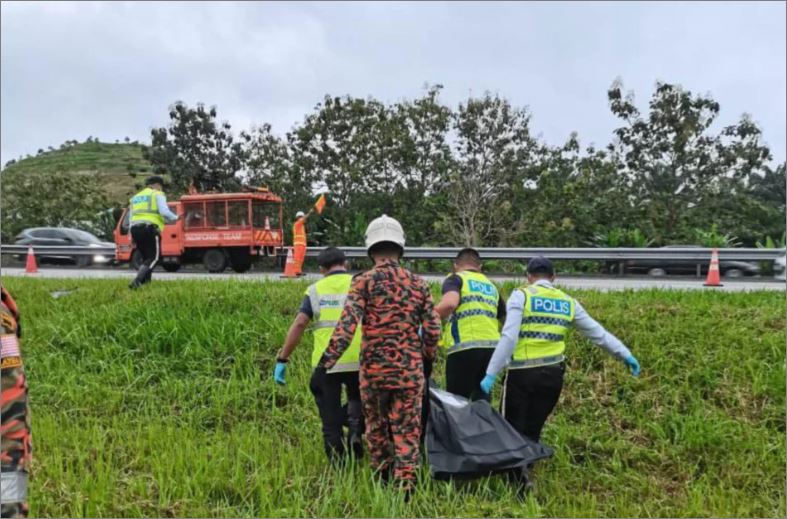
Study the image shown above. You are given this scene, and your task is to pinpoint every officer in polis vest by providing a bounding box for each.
[128,176,179,289]
[273,247,363,462]
[480,256,641,485]
[434,248,507,400]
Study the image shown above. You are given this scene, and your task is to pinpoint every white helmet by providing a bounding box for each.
[295,211,305,218]
[365,214,405,252]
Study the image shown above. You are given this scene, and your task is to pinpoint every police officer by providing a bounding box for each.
[1,286,31,518]
[128,176,179,289]
[480,256,640,484]
[435,247,506,399]
[273,247,363,462]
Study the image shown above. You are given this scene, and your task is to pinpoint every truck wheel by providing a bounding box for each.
[163,263,181,273]
[203,248,228,273]
[130,250,144,270]
[229,249,252,273]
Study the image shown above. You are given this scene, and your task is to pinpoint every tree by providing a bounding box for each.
[1,170,109,241]
[143,102,245,193]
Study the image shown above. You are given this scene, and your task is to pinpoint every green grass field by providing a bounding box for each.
[4,277,785,518]
[2,142,151,205]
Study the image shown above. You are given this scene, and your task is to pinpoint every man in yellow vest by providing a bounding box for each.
[435,248,507,400]
[128,176,179,289]
[273,247,363,461]
[481,256,640,447]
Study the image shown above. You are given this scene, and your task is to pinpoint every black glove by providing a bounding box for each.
[310,366,328,395]
[423,357,434,379]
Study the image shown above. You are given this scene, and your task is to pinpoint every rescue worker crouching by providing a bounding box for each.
[480,256,641,488]
[274,247,364,462]
[1,287,31,518]
[434,247,506,400]
[315,215,442,496]
[128,176,179,289]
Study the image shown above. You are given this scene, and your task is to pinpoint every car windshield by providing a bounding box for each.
[67,229,102,243]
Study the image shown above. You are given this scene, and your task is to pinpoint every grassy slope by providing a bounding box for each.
[4,278,785,518]
[2,142,152,205]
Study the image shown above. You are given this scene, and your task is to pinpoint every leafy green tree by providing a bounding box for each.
[144,102,245,193]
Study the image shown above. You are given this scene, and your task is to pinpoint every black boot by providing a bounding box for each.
[129,265,150,289]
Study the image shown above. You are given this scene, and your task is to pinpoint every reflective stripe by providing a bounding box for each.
[0,471,27,504]
[509,354,565,369]
[521,316,570,327]
[455,308,497,320]
[313,320,338,330]
[308,285,320,321]
[133,209,159,215]
[328,361,360,373]
[446,340,498,354]
[460,295,497,305]
[518,331,565,341]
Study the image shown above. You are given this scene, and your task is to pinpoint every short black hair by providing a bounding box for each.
[527,256,554,276]
[145,175,165,187]
[455,247,481,266]
[317,247,346,269]
[368,241,403,259]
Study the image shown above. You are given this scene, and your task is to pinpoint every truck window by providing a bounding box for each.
[253,202,280,228]
[120,210,130,235]
[184,202,206,229]
[206,201,227,227]
[228,201,250,228]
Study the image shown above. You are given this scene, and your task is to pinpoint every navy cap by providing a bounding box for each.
[527,256,554,276]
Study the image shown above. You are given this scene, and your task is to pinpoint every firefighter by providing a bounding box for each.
[292,209,313,276]
[273,247,364,462]
[128,176,179,289]
[480,256,640,486]
[316,215,442,496]
[1,286,31,518]
[434,247,506,400]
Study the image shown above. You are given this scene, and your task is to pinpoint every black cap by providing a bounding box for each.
[145,175,165,187]
[317,247,346,269]
[527,256,554,276]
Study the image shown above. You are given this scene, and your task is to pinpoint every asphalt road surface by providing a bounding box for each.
[3,267,784,292]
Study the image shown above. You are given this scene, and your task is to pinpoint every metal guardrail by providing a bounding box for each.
[2,244,784,261]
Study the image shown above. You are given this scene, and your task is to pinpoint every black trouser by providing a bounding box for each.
[445,348,495,400]
[130,223,161,286]
[502,363,565,443]
[309,369,363,461]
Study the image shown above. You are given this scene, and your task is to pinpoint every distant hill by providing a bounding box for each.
[2,141,154,206]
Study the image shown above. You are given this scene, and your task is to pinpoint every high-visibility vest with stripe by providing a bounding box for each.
[441,270,500,354]
[293,218,307,247]
[307,273,361,373]
[130,188,165,231]
[511,284,575,368]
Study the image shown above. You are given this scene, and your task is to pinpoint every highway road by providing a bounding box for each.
[2,267,784,292]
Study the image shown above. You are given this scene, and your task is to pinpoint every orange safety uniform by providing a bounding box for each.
[293,217,307,275]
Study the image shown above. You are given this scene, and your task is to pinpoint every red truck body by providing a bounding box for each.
[114,190,283,272]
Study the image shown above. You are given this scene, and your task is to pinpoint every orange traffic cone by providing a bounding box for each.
[281,247,298,278]
[25,246,38,274]
[703,248,723,287]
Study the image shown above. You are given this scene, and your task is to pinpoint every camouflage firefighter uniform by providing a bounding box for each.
[1,287,31,518]
[318,259,441,491]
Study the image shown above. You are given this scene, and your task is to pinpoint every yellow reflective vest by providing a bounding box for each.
[130,187,165,231]
[307,272,361,373]
[440,270,501,354]
[511,284,575,368]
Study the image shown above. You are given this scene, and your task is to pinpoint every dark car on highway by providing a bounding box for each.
[14,227,114,267]
[625,245,760,278]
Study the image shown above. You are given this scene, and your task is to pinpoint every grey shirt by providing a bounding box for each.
[486,279,631,376]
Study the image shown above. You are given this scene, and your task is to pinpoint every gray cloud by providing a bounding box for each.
[2,1,785,165]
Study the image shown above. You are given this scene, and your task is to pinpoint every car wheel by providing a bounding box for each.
[130,250,144,270]
[648,268,667,277]
[203,248,228,273]
[724,268,743,278]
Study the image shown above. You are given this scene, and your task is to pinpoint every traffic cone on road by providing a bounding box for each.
[281,247,298,278]
[703,248,723,287]
[25,246,38,274]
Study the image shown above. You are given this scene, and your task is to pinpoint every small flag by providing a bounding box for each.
[315,194,327,215]
[1,334,20,358]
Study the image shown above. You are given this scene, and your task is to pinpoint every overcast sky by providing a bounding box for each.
[2,1,785,166]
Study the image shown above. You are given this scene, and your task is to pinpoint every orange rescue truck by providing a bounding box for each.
[115,189,283,273]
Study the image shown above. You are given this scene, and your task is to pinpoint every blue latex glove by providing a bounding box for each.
[274,362,287,385]
[480,373,497,395]
[624,355,640,377]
